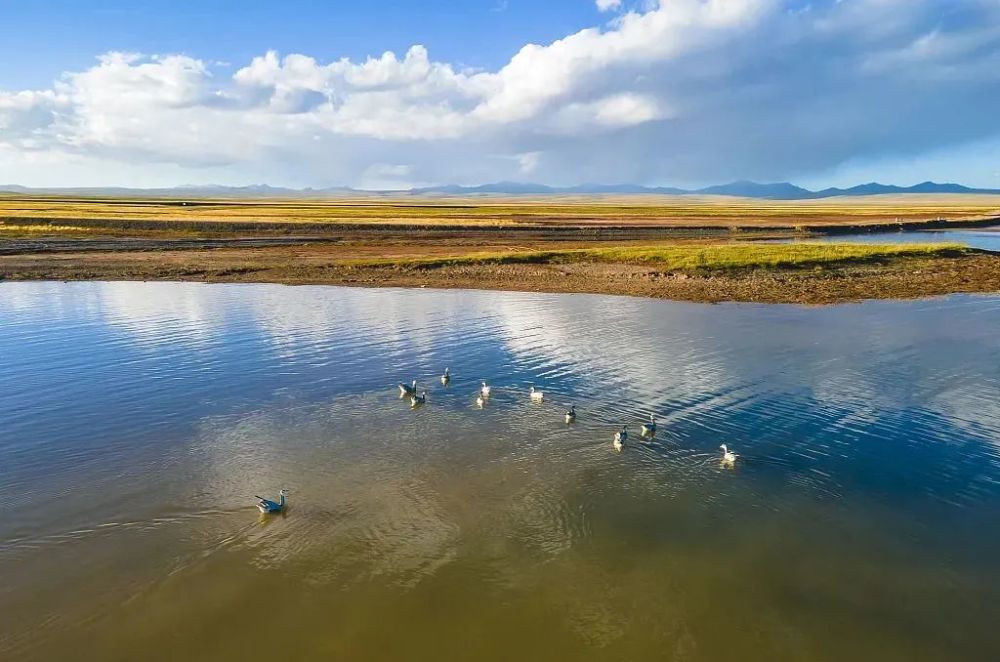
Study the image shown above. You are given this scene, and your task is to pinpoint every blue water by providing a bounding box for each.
[1,282,999,661]
[779,226,1000,252]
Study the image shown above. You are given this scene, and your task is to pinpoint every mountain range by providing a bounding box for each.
[2,180,999,200]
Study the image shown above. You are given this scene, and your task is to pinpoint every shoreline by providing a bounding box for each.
[3,247,997,305]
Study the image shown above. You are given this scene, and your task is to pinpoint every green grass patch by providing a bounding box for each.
[342,242,967,272]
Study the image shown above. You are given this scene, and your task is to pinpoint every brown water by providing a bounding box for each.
[2,282,999,661]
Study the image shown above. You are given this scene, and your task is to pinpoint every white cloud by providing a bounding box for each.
[596,0,623,12]
[517,151,541,174]
[1,0,999,188]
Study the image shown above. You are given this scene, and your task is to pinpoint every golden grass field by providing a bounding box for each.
[1,193,999,229]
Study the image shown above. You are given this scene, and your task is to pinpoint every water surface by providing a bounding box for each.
[778,225,1000,252]
[2,282,999,661]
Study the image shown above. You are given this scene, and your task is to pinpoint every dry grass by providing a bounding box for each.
[0,223,94,235]
[1,194,998,228]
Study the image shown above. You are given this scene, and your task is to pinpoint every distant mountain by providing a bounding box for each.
[693,180,814,199]
[2,180,999,200]
[563,183,689,195]
[812,181,1000,198]
[410,181,558,195]
[404,180,1000,198]
[0,183,359,198]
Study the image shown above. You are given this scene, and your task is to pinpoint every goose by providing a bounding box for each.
[399,380,417,397]
[720,444,738,466]
[480,381,492,398]
[565,406,576,424]
[530,386,544,402]
[256,489,288,514]
[411,391,427,407]
[613,426,628,452]
[441,368,451,385]
[641,414,657,438]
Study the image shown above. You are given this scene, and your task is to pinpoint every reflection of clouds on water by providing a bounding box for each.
[929,388,1000,445]
[12,283,1000,573]
[94,281,224,349]
[489,293,744,419]
[0,281,104,319]
[6,283,1000,659]
[243,286,480,363]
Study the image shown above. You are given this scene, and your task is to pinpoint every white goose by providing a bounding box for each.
[441,368,451,385]
[613,426,628,452]
[720,444,738,467]
[398,380,417,397]
[480,381,492,398]
[565,406,576,424]
[529,386,544,402]
[410,391,427,408]
[641,414,657,438]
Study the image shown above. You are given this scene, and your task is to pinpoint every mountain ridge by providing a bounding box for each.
[2,180,999,200]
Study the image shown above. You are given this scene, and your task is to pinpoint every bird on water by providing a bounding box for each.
[614,426,628,452]
[641,414,657,438]
[441,368,451,385]
[565,406,576,424]
[256,489,288,514]
[720,444,738,467]
[399,380,417,397]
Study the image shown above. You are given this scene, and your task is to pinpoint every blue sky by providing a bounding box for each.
[1,0,999,189]
[0,0,597,88]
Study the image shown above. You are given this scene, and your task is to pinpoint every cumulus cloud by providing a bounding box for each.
[1,0,999,187]
[596,0,623,12]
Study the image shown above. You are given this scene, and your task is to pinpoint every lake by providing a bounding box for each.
[2,282,999,661]
[776,226,1000,252]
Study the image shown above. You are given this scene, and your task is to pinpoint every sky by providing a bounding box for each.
[0,0,998,190]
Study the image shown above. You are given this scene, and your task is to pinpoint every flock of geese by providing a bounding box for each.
[402,369,739,462]
[256,367,739,515]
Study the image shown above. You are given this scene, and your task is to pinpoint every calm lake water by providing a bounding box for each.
[778,226,1000,252]
[2,282,1000,661]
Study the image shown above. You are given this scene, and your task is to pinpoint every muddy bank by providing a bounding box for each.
[3,244,997,304]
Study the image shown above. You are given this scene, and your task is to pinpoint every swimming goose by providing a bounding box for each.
[480,381,492,398]
[641,414,657,438]
[441,368,451,385]
[411,391,427,407]
[613,426,628,452]
[565,406,576,424]
[720,444,738,466]
[530,386,544,402]
[399,380,417,397]
[256,489,288,514]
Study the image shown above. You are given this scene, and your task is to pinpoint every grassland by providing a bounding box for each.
[0,223,95,235]
[2,193,998,303]
[2,193,999,231]
[340,242,965,271]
